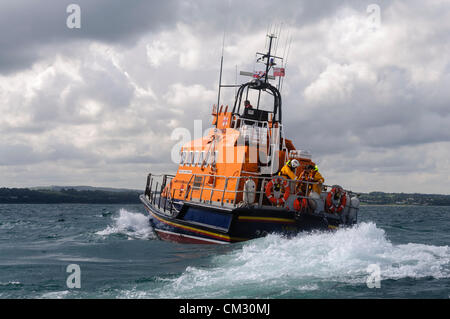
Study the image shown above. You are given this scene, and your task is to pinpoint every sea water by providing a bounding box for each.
[0,204,449,298]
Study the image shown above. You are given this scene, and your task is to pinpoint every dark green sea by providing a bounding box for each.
[0,204,449,299]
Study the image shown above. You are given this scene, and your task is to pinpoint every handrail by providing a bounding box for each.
[231,115,271,129]
[144,171,357,215]
[221,177,229,206]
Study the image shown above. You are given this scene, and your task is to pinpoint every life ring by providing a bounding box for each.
[293,197,308,213]
[265,177,290,206]
[326,187,347,214]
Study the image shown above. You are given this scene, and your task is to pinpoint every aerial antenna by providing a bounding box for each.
[216,31,226,109]
[274,22,283,57]
[265,23,271,49]
[263,33,277,84]
[280,34,292,92]
[216,0,232,111]
[235,64,238,96]
[281,26,291,63]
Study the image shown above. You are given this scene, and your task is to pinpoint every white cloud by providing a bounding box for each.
[304,62,377,105]
[146,40,176,67]
[164,83,216,107]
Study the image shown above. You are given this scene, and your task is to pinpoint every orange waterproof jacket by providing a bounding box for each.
[299,170,324,194]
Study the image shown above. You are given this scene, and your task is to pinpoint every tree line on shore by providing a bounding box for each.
[1,187,450,205]
[0,188,141,204]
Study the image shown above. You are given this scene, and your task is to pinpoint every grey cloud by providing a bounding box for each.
[0,0,396,74]
[0,142,99,166]
[67,63,136,110]
[0,144,43,165]
[46,142,101,163]
[0,0,179,74]
[175,0,392,36]
[108,155,159,165]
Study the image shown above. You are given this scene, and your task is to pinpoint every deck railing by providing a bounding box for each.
[144,172,357,215]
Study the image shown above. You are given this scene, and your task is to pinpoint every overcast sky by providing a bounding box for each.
[1,0,449,194]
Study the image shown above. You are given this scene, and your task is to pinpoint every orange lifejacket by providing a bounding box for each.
[297,170,315,193]
[299,170,324,194]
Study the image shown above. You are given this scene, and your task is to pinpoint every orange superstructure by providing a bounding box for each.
[165,97,315,207]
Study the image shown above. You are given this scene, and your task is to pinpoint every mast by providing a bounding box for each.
[217,33,225,109]
[264,34,276,83]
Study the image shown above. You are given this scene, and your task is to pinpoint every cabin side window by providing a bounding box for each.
[193,151,199,166]
[187,151,193,166]
[214,150,219,165]
[199,151,205,166]
[180,151,186,165]
[204,150,211,166]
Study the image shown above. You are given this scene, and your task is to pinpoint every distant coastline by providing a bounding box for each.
[1,187,450,205]
[358,192,450,206]
[0,187,141,204]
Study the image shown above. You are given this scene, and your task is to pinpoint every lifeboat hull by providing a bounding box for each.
[140,195,342,245]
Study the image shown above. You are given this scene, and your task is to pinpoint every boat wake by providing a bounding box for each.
[96,208,156,240]
[121,222,450,298]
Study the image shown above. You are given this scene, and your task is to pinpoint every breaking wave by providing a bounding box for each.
[96,209,155,240]
[122,222,450,298]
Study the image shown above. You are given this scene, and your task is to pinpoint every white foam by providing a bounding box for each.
[0,281,21,286]
[142,222,449,298]
[96,209,155,240]
[40,290,71,299]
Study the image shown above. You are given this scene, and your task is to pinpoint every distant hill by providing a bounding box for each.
[359,192,450,206]
[30,185,142,193]
[1,187,449,205]
[0,187,142,204]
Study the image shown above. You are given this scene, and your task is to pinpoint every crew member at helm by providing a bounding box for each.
[278,159,300,180]
[244,100,253,109]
